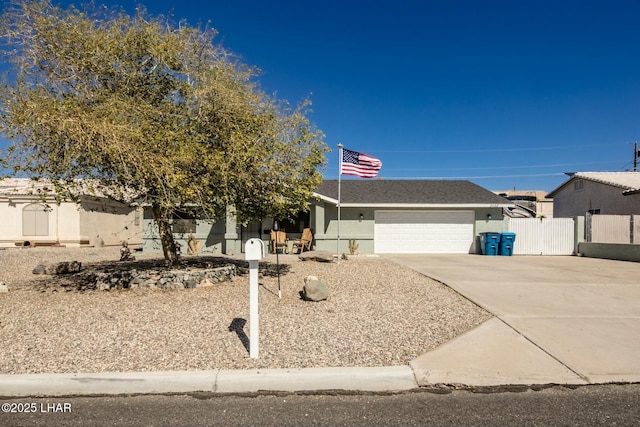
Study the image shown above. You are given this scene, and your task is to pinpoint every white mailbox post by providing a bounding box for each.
[245,238,264,359]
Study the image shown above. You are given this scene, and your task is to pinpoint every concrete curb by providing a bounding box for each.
[216,366,418,394]
[0,366,418,397]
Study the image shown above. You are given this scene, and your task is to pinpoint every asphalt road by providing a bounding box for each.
[2,384,639,426]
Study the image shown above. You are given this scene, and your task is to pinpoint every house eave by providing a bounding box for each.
[339,203,513,208]
[312,192,339,205]
[312,199,512,209]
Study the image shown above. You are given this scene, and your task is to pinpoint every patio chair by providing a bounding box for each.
[270,230,288,254]
[291,228,313,254]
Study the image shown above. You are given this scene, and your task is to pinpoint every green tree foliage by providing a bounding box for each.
[0,0,327,265]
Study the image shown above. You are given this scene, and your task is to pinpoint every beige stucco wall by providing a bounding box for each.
[0,197,142,248]
[553,179,640,217]
[537,200,554,218]
[79,199,143,246]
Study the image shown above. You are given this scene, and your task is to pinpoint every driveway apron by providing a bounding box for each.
[384,254,640,386]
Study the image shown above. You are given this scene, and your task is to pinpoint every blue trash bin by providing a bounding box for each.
[480,232,500,255]
[499,232,516,256]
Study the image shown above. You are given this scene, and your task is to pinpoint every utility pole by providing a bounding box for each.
[635,142,638,172]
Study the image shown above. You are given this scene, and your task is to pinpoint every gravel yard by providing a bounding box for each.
[0,247,491,374]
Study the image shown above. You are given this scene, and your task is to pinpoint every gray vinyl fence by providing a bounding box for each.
[507,217,576,255]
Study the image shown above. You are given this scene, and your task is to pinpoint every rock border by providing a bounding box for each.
[89,265,236,291]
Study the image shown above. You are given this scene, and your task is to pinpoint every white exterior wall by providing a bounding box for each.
[57,203,82,246]
[0,200,23,246]
[0,199,82,247]
[0,197,141,248]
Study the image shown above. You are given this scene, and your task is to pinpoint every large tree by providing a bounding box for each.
[0,0,327,264]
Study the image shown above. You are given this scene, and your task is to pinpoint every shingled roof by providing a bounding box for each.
[314,180,512,207]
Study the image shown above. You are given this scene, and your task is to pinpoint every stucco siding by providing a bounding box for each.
[79,200,143,246]
[553,179,640,217]
[313,205,504,255]
[0,201,25,246]
[0,200,83,247]
[143,212,229,254]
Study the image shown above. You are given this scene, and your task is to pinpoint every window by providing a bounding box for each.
[574,180,585,191]
[23,204,49,236]
[171,210,197,234]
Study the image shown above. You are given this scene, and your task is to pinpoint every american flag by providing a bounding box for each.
[341,148,382,178]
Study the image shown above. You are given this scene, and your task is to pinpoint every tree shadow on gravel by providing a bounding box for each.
[31,255,292,293]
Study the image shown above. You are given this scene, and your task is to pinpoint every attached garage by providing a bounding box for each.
[311,179,512,255]
[374,210,475,253]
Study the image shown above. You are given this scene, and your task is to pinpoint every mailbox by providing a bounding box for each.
[245,238,265,261]
[245,237,264,359]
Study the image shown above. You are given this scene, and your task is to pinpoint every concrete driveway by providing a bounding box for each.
[384,254,640,387]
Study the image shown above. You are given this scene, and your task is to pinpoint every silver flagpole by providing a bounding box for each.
[337,143,343,263]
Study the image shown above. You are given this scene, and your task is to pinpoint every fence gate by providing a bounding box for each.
[508,217,575,255]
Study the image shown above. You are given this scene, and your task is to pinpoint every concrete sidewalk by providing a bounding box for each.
[386,254,640,387]
[2,254,639,397]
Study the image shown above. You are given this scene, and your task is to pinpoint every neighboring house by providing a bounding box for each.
[0,178,143,248]
[494,190,554,218]
[143,179,513,256]
[546,172,640,218]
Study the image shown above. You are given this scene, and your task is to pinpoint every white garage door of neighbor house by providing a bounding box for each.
[374,210,475,254]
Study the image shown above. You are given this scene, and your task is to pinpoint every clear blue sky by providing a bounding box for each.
[5,0,640,192]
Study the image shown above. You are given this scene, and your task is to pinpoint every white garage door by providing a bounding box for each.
[375,210,474,254]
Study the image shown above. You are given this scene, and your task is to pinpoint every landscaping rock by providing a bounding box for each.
[32,264,47,274]
[302,275,329,301]
[85,265,236,291]
[45,261,82,275]
[0,281,8,293]
[33,261,82,275]
[299,250,334,263]
[197,278,215,288]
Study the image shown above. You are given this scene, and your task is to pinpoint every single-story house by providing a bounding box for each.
[546,172,640,218]
[142,179,513,255]
[310,180,513,254]
[0,178,143,248]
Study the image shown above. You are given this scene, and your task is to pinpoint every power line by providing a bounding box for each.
[372,143,621,154]
[375,173,568,180]
[380,161,613,172]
